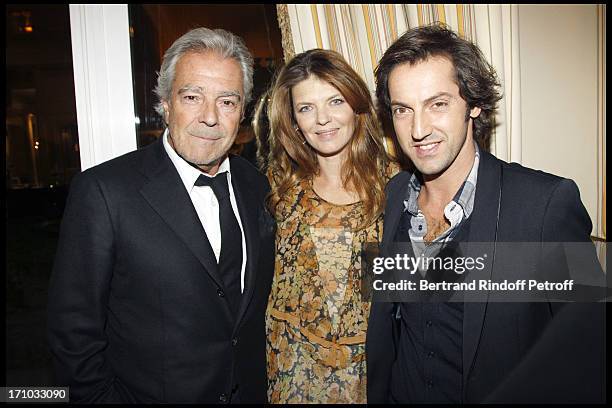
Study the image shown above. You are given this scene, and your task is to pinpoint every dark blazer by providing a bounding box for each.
[366,150,602,403]
[47,138,275,403]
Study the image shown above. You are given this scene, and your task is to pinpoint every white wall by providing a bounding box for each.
[518,4,602,236]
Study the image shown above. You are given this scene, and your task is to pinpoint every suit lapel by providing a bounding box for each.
[382,172,412,255]
[381,172,417,304]
[138,139,225,291]
[229,157,260,330]
[462,151,503,387]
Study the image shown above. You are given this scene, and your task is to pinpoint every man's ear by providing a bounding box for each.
[162,101,170,124]
[469,106,482,119]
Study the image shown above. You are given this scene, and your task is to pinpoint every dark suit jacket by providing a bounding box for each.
[366,150,603,403]
[47,138,275,403]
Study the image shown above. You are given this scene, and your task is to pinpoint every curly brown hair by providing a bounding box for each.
[267,49,391,230]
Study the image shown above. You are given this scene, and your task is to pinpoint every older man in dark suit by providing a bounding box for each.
[47,27,275,403]
[366,24,605,403]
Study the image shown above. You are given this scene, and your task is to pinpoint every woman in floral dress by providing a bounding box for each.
[264,49,397,403]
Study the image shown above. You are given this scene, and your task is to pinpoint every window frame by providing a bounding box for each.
[69,4,137,170]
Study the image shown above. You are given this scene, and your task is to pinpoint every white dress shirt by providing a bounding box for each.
[163,130,247,292]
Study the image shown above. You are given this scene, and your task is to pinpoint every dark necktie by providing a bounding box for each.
[195,172,243,313]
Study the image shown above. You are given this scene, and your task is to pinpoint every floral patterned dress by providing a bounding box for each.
[266,178,383,404]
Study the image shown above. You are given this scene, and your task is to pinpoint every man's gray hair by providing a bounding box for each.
[154,27,254,118]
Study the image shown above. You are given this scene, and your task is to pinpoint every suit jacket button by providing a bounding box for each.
[217,289,225,297]
[219,393,228,403]
[231,337,238,346]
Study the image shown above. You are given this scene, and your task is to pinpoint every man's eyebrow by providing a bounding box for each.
[422,91,453,105]
[177,85,203,94]
[217,91,242,101]
[177,87,242,101]
[390,91,453,106]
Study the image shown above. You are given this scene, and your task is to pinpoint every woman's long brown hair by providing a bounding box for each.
[267,49,391,230]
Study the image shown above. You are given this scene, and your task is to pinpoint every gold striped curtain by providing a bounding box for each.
[277,4,518,160]
[596,4,605,240]
[276,4,605,240]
